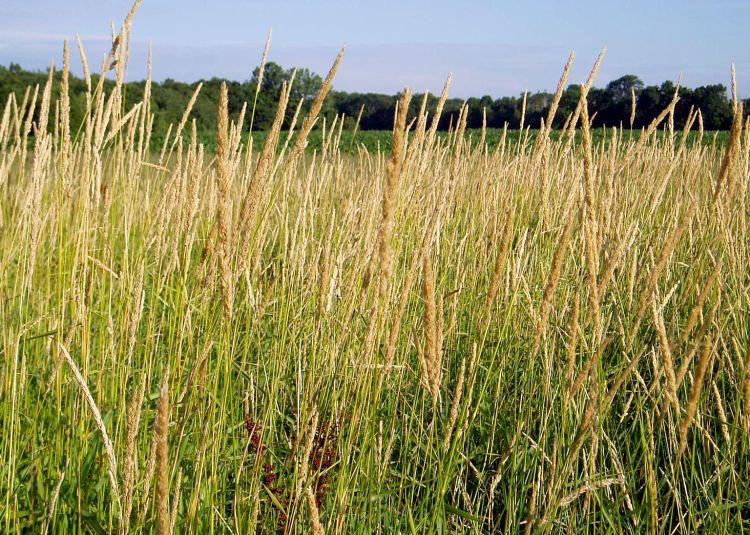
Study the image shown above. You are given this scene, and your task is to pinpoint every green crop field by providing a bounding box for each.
[150,128,730,156]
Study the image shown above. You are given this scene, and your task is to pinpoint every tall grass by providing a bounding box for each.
[1,6,749,534]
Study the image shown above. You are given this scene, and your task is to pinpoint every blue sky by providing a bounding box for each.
[1,1,748,98]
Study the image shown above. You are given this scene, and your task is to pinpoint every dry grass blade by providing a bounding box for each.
[59,343,121,518]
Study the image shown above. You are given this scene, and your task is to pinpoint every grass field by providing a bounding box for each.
[1,15,750,535]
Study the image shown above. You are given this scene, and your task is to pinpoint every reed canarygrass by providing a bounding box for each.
[1,13,748,533]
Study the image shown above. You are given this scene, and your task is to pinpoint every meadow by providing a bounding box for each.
[1,11,749,535]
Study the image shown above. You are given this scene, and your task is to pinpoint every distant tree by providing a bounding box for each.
[689,84,733,129]
[556,85,581,127]
[290,67,323,102]
[252,62,286,94]
[634,84,662,128]
[0,61,743,146]
[606,75,643,103]
[491,96,520,127]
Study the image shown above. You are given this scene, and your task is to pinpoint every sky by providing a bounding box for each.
[0,1,748,99]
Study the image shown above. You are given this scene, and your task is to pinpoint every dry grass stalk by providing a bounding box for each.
[456,345,481,444]
[632,87,679,156]
[483,210,514,327]
[170,469,182,535]
[645,414,658,531]
[597,224,635,298]
[559,477,622,508]
[154,367,171,535]
[678,260,722,346]
[349,103,365,150]
[533,213,574,355]
[170,82,203,152]
[426,74,452,148]
[60,40,70,165]
[379,88,411,292]
[678,336,714,457]
[75,34,91,92]
[317,213,336,320]
[519,91,527,132]
[215,82,234,322]
[578,87,601,337]
[631,202,695,346]
[377,178,450,391]
[603,348,646,415]
[652,302,679,415]
[671,299,720,400]
[480,106,487,150]
[249,29,272,132]
[539,51,574,144]
[59,343,122,518]
[565,293,581,392]
[523,470,540,535]
[420,253,442,400]
[296,409,319,502]
[567,382,600,475]
[42,460,68,535]
[630,87,637,128]
[122,378,147,533]
[36,62,54,140]
[290,47,345,161]
[712,382,730,443]
[713,100,744,202]
[364,88,412,359]
[743,338,750,429]
[570,336,612,398]
[443,357,466,451]
[565,49,605,147]
[306,486,325,535]
[236,80,291,268]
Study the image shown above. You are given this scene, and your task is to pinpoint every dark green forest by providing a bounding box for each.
[1,60,747,143]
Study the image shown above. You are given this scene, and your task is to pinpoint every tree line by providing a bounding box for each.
[1,61,747,140]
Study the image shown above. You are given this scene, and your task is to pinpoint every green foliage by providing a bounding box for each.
[1,63,745,151]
